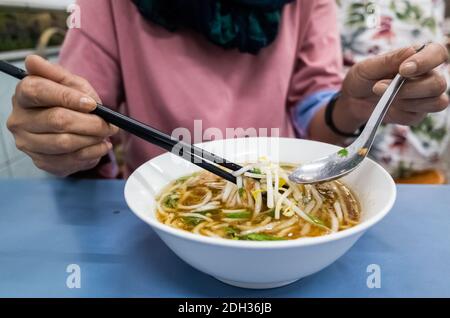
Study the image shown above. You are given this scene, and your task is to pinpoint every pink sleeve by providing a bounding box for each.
[59,0,123,178]
[59,0,123,109]
[288,0,344,107]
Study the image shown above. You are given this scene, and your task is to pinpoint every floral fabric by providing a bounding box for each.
[337,0,450,178]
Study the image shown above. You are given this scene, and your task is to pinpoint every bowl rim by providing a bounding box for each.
[124,137,397,249]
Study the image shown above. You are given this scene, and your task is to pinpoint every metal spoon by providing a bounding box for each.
[289,46,425,184]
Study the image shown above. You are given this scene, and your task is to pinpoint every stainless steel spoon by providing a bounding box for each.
[289,46,426,184]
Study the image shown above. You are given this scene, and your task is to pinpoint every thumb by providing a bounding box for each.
[355,46,417,81]
[25,54,101,103]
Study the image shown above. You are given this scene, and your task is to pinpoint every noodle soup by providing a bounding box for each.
[156,162,360,241]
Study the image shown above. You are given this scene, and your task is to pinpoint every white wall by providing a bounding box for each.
[0,0,74,10]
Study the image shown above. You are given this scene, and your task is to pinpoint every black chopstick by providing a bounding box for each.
[0,60,241,183]
[91,105,238,183]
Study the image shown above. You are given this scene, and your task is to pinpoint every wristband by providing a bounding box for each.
[324,92,365,138]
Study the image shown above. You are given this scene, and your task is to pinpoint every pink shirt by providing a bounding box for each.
[60,0,343,178]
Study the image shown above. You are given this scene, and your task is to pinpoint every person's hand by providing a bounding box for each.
[337,43,449,132]
[7,55,119,177]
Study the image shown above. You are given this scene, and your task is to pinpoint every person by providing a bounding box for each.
[338,0,450,181]
[5,0,449,178]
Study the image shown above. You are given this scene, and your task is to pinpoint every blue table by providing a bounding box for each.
[0,179,449,297]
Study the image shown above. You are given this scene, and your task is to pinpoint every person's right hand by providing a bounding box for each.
[7,55,119,177]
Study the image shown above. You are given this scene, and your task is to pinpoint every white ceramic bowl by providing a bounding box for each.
[124,138,396,289]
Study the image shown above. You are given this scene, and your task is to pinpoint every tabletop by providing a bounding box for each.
[0,179,449,298]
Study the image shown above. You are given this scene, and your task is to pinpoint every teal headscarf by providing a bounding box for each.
[131,0,295,54]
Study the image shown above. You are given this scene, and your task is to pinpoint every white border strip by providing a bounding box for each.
[0,0,73,10]
[0,47,60,62]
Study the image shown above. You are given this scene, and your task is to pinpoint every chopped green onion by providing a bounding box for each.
[175,176,190,183]
[250,168,262,174]
[225,227,238,235]
[338,148,349,158]
[175,172,200,183]
[306,213,326,226]
[182,217,204,226]
[240,233,284,241]
[224,227,239,239]
[225,211,252,219]
[222,209,248,213]
[163,195,179,208]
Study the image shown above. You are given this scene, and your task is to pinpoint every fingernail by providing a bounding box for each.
[379,83,388,90]
[110,124,119,134]
[105,141,113,150]
[80,96,97,111]
[374,83,388,95]
[401,61,418,76]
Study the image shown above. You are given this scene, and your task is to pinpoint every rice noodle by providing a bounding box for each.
[232,164,256,177]
[333,201,343,223]
[300,223,311,236]
[271,215,298,232]
[178,212,213,222]
[277,225,298,237]
[288,199,330,231]
[203,229,221,238]
[304,184,312,201]
[279,171,302,201]
[240,222,280,236]
[185,176,200,187]
[265,167,274,209]
[211,223,229,230]
[211,192,223,201]
[156,160,360,241]
[226,192,236,207]
[333,181,351,224]
[236,176,243,189]
[164,213,175,225]
[246,189,254,209]
[275,188,292,220]
[191,202,220,213]
[236,216,271,230]
[222,182,234,202]
[329,208,339,232]
[205,182,225,189]
[193,222,207,234]
[304,200,316,215]
[273,168,280,204]
[310,185,323,214]
[258,216,272,227]
[253,181,262,216]
[177,189,212,210]
[243,172,265,179]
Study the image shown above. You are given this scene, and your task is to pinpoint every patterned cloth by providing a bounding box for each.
[337,0,450,178]
[131,0,294,54]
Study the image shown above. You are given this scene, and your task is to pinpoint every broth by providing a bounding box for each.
[156,163,360,241]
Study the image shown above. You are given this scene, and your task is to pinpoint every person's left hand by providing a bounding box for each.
[340,43,449,129]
